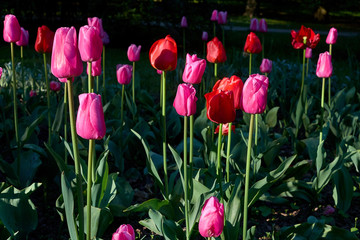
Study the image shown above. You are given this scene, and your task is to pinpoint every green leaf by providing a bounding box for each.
[169,145,184,193]
[61,172,78,240]
[84,206,113,238]
[52,99,64,132]
[316,140,325,176]
[245,225,256,240]
[124,198,169,213]
[265,107,279,128]
[108,176,133,217]
[313,154,343,193]
[20,113,44,146]
[148,209,185,240]
[332,167,353,212]
[44,142,69,174]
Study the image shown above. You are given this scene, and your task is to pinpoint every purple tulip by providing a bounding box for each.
[182,53,206,84]
[16,27,29,46]
[50,81,61,92]
[51,27,83,79]
[78,25,103,62]
[316,51,332,78]
[112,224,135,240]
[259,18,268,33]
[87,57,102,76]
[202,31,208,42]
[240,74,269,114]
[87,17,104,38]
[260,58,272,73]
[76,93,106,140]
[305,47,312,59]
[102,31,110,45]
[217,11,227,25]
[173,83,197,116]
[323,205,335,216]
[250,18,259,32]
[198,196,224,238]
[116,64,132,85]
[211,10,218,21]
[181,16,188,28]
[127,44,141,62]
[326,27,338,45]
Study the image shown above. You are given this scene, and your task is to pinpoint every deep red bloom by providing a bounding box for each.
[205,89,235,124]
[206,37,226,63]
[149,35,177,72]
[244,32,262,54]
[291,25,320,49]
[35,25,54,53]
[212,75,243,109]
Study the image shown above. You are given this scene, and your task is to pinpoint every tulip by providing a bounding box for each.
[259,18,267,33]
[183,54,206,84]
[206,37,227,63]
[76,93,106,140]
[50,81,61,92]
[326,27,338,45]
[3,14,21,43]
[116,64,132,85]
[87,57,102,77]
[244,32,262,54]
[16,27,29,46]
[102,31,110,45]
[0,67,2,79]
[112,224,135,240]
[198,196,224,238]
[78,25,103,62]
[260,58,272,74]
[127,44,141,62]
[250,18,259,32]
[213,75,243,109]
[149,35,177,72]
[210,10,218,21]
[215,123,235,136]
[305,48,312,59]
[173,83,197,116]
[87,17,104,38]
[202,31,208,41]
[205,89,235,124]
[291,25,320,49]
[181,16,188,28]
[217,11,227,25]
[35,25,54,53]
[316,51,332,78]
[323,205,335,216]
[240,74,269,114]
[29,90,37,97]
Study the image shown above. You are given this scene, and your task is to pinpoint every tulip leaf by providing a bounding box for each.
[51,99,64,133]
[61,172,78,240]
[148,209,185,240]
[265,106,279,128]
[124,198,170,213]
[107,176,133,217]
[83,205,113,238]
[20,112,44,146]
[332,166,353,212]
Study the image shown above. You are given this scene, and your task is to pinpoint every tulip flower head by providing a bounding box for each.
[173,83,197,116]
[305,48,312,59]
[3,14,21,43]
[198,196,224,238]
[112,224,135,240]
[181,16,188,28]
[212,75,243,109]
[182,53,206,84]
[116,64,132,85]
[211,10,218,21]
[291,25,320,49]
[50,81,61,92]
[240,74,269,114]
[218,11,227,25]
[259,18,268,33]
[76,93,106,140]
[206,37,227,63]
[326,27,338,45]
[316,51,332,78]
[149,35,177,72]
[205,89,235,124]
[0,67,2,79]
[202,31,208,42]
[323,205,335,216]
[35,25,55,53]
[250,18,259,32]
[260,58,272,74]
[79,25,103,62]
[16,27,29,46]
[102,31,110,45]
[51,27,83,79]
[29,90,37,97]
[244,32,262,54]
[87,57,102,76]
[87,17,104,39]
[215,123,235,136]
[127,44,141,62]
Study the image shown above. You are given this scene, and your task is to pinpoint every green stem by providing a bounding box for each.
[328,44,332,107]
[242,114,255,240]
[11,42,19,147]
[203,42,206,59]
[96,76,99,93]
[189,115,194,179]
[21,46,25,98]
[306,58,309,78]
[121,84,125,131]
[300,37,307,96]
[43,53,51,145]
[67,79,84,240]
[86,139,94,240]
[255,114,258,150]
[319,77,325,144]
[183,28,186,59]
[262,34,264,59]
[88,62,93,93]
[132,61,136,104]
[225,122,232,183]
[64,82,68,164]
[249,53,252,75]
[216,123,223,201]
[120,84,125,173]
[213,22,216,38]
[161,71,168,197]
[183,116,189,240]
[102,46,106,101]
[222,26,225,49]
[214,63,218,80]
[160,73,163,108]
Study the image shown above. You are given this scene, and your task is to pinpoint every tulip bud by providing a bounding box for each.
[305,48,312,59]
[202,31,208,42]
[260,58,272,74]
[210,10,218,21]
[149,35,177,72]
[259,18,268,33]
[78,25,103,62]
[250,18,259,32]
[181,16,188,28]
[240,74,269,114]
[326,27,338,45]
[35,25,54,53]
[116,64,132,85]
[205,89,235,124]
[87,57,102,77]
[16,27,29,46]
[173,83,197,116]
[87,17,104,39]
[213,75,243,109]
[3,14,21,43]
[102,31,110,45]
[198,196,224,238]
[112,224,135,240]
[50,81,61,92]
[206,37,227,63]
[244,32,262,54]
[316,51,332,78]
[127,44,141,62]
[217,11,227,25]
[182,54,206,84]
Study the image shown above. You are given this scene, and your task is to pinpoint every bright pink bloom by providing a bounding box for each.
[202,31,208,42]
[305,48,312,59]
[50,81,61,92]
[198,196,224,238]
[102,31,110,45]
[181,16,188,28]
[316,51,332,78]
[323,205,335,216]
[207,37,227,63]
[326,27,338,45]
[127,44,141,62]
[182,53,206,84]
[217,11,227,25]
[173,83,197,116]
[213,75,243,109]
[51,27,83,79]
[259,18,267,33]
[87,17,104,38]
[0,67,2,79]
[215,123,235,136]
[260,58,272,73]
[250,18,259,32]
[112,224,135,240]
[116,64,132,85]
[78,25,103,62]
[29,90,37,97]
[87,57,102,76]
[240,74,269,114]
[58,77,72,83]
[211,10,218,21]
[16,27,29,46]
[76,93,106,140]
[3,14,21,43]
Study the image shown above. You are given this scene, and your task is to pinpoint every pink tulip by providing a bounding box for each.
[173,83,197,116]
[202,31,208,42]
[250,18,259,32]
[112,224,135,240]
[87,57,102,76]
[215,123,235,136]
[156,69,162,75]
[0,67,2,79]
[240,74,269,114]
[16,27,29,46]
[182,53,206,84]
[260,58,272,73]
[102,31,110,45]
[259,18,268,33]
[305,47,312,59]
[58,77,72,83]
[217,11,227,25]
[29,90,37,97]
[50,81,61,92]
[78,25,103,62]
[76,93,106,140]
[127,44,141,62]
[198,196,224,238]
[323,205,335,216]
[326,27,338,45]
[181,16,188,28]
[211,10,218,21]
[51,27,83,79]
[3,14,21,43]
[87,17,104,38]
[116,64,132,85]
[316,51,332,78]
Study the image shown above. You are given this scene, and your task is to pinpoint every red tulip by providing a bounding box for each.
[116,64,132,85]
[244,32,262,54]
[78,25,103,62]
[316,51,332,78]
[198,196,224,238]
[173,83,197,116]
[87,57,102,76]
[206,37,226,63]
[3,14,21,43]
[16,27,29,46]
[260,58,272,74]
[50,81,61,92]
[240,74,269,114]
[326,27,338,45]
[35,25,54,53]
[212,75,243,109]
[182,53,206,84]
[112,224,135,240]
[291,25,320,49]
[205,89,235,124]
[215,123,235,136]
[149,35,177,72]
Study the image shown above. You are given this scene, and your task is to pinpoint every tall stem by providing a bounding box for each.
[132,61,136,104]
[120,84,125,173]
[102,46,106,101]
[300,37,307,96]
[249,53,252,75]
[64,82,68,164]
[67,79,84,240]
[216,123,223,200]
[86,139,94,240]
[319,78,325,144]
[306,58,310,78]
[88,62,93,93]
[225,122,232,183]
[213,22,216,38]
[222,26,225,49]
[43,53,51,144]
[96,76,99,93]
[183,116,189,240]
[21,46,25,98]
[183,28,186,59]
[214,63,218,79]
[189,115,194,179]
[242,114,255,240]
[160,73,163,108]
[11,42,19,146]
[328,44,332,106]
[161,71,168,197]
[255,114,258,151]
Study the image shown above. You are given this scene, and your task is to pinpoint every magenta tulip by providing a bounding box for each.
[260,58,272,74]
[181,16,188,28]
[0,67,2,79]
[112,224,135,240]
[250,18,259,32]
[182,53,206,84]
[316,51,332,78]
[87,57,102,76]
[326,27,338,45]
[3,14,21,43]
[78,25,103,62]
[173,83,197,116]
[116,64,132,85]
[29,90,37,97]
[305,47,312,59]
[76,93,106,140]
[87,17,104,38]
[102,31,110,45]
[240,74,269,114]
[16,27,29,46]
[259,18,268,33]
[127,44,141,62]
[211,10,218,21]
[50,81,61,92]
[51,27,83,79]
[202,31,208,42]
[218,11,227,25]
[198,196,224,238]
